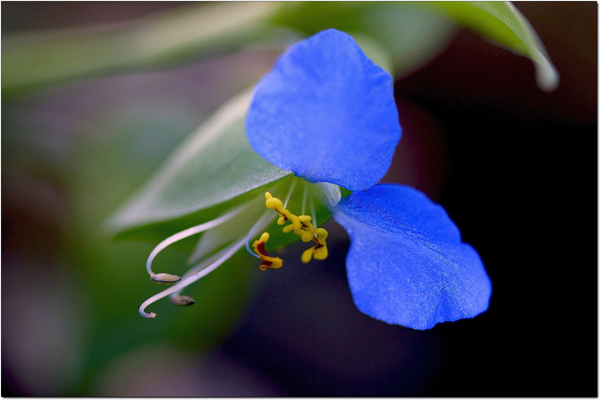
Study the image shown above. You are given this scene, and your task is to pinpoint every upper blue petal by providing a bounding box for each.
[333,184,492,330]
[246,29,402,191]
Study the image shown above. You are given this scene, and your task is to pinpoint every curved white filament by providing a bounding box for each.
[169,237,245,301]
[173,243,233,292]
[140,237,247,318]
[310,197,317,229]
[302,183,307,215]
[146,206,244,277]
[284,178,297,208]
[187,197,261,265]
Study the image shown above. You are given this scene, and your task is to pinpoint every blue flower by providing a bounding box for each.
[139,29,491,330]
[246,29,491,329]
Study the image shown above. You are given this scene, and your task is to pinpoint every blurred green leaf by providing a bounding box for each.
[4,2,558,96]
[105,89,291,235]
[270,2,458,78]
[272,1,558,90]
[413,1,559,91]
[2,2,280,95]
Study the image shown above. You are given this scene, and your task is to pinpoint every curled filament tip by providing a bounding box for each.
[140,237,246,318]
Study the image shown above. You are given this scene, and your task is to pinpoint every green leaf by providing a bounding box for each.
[4,2,557,96]
[271,1,558,90]
[2,2,280,95]
[104,89,292,235]
[414,1,559,91]
[357,6,458,79]
[270,2,458,78]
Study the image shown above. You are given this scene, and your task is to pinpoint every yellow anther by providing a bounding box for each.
[297,215,316,242]
[265,192,283,211]
[300,243,329,263]
[252,232,283,271]
[264,192,301,231]
[300,247,316,264]
[316,228,328,239]
[315,227,328,250]
[300,227,329,263]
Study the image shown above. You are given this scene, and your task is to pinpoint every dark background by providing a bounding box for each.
[393,2,597,394]
[2,2,597,396]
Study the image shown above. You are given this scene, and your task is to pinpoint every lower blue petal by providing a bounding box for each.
[246,29,401,191]
[334,184,491,330]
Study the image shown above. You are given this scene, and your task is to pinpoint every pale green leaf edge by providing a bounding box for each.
[418,1,559,91]
[501,2,559,91]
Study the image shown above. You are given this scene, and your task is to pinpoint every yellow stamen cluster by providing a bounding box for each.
[252,192,329,270]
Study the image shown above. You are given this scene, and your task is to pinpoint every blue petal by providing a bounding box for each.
[246,29,401,191]
[333,184,491,329]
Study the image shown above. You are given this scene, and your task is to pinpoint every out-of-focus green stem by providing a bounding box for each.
[2,2,281,96]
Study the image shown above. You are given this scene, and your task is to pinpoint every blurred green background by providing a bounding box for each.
[2,2,596,396]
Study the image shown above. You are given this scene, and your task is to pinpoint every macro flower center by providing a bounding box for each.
[139,177,332,318]
[252,191,329,270]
